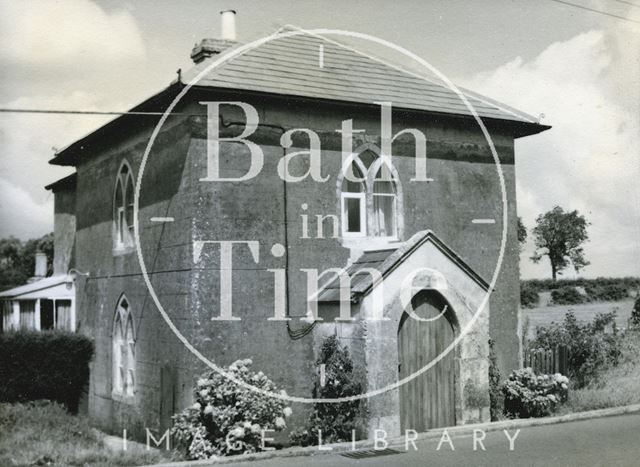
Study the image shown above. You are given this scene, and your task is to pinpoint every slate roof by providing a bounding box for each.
[45,172,76,191]
[316,230,489,303]
[184,28,540,125]
[50,27,550,166]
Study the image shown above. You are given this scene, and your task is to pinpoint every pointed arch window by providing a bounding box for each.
[114,162,135,250]
[339,149,401,240]
[112,295,135,398]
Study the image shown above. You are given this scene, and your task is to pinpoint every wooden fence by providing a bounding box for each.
[524,345,569,375]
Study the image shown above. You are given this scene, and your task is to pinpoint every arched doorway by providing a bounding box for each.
[398,291,456,432]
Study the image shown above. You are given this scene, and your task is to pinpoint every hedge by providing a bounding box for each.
[585,283,629,302]
[550,286,585,305]
[522,277,640,294]
[0,331,94,413]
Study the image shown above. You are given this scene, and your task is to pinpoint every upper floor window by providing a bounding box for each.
[112,295,135,399]
[340,149,401,241]
[114,161,135,250]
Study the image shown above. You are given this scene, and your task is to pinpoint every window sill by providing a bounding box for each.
[111,388,136,404]
[112,245,136,257]
[341,236,402,251]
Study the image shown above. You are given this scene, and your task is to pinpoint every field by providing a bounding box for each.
[522,298,636,339]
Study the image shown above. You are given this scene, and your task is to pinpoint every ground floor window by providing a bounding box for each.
[55,300,73,330]
[19,300,36,330]
[112,295,136,398]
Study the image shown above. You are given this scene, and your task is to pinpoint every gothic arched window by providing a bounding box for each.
[114,161,135,249]
[339,149,400,240]
[112,295,135,398]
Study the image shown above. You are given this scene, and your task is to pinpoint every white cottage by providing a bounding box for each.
[0,252,76,332]
[1,173,79,333]
[0,275,76,332]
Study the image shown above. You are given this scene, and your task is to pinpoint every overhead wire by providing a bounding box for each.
[547,0,640,24]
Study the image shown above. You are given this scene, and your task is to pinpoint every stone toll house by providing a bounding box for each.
[12,13,550,439]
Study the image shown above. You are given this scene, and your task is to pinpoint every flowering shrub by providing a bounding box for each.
[530,311,622,387]
[502,368,569,418]
[171,359,291,459]
[290,336,363,446]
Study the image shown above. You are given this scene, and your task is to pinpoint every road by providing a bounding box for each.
[221,412,640,467]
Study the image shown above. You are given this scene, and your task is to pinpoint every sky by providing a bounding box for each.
[0,0,638,279]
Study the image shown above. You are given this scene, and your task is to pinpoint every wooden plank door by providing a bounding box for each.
[398,292,455,432]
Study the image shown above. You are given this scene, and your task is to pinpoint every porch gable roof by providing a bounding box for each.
[317,230,490,303]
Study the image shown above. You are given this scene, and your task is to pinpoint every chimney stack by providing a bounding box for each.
[190,10,238,64]
[34,252,47,280]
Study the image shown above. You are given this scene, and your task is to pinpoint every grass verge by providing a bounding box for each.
[0,401,179,466]
[559,330,640,413]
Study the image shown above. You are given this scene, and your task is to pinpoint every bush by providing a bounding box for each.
[560,330,640,413]
[290,336,363,446]
[520,284,539,308]
[529,311,622,387]
[550,286,585,305]
[0,331,94,413]
[502,368,569,418]
[488,339,503,421]
[630,296,640,328]
[171,360,291,459]
[585,283,628,302]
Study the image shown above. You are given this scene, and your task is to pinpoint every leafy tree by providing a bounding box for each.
[517,217,527,251]
[530,207,589,281]
[0,237,24,290]
[0,233,54,291]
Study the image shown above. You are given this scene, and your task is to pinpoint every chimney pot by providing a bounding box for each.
[220,10,237,41]
[189,10,238,64]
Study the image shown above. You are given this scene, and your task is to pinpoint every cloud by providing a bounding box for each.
[465,29,640,278]
[0,177,52,239]
[0,0,146,66]
[0,1,148,241]
[0,91,114,239]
